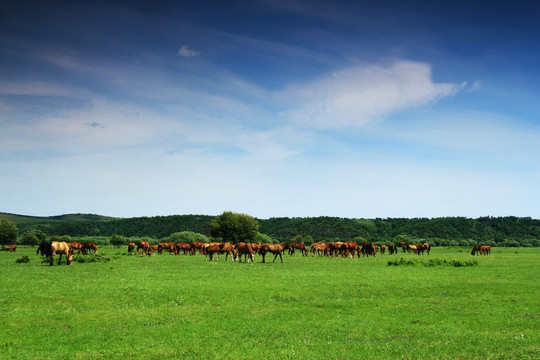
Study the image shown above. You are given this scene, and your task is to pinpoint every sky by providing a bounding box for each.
[1,0,539,219]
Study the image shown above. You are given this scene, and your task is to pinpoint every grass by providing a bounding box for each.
[0,247,539,359]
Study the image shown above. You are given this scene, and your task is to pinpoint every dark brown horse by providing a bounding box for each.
[417,243,431,255]
[387,244,397,255]
[190,242,205,255]
[84,242,98,254]
[288,242,308,256]
[361,242,377,257]
[260,243,288,263]
[471,245,482,255]
[175,243,191,255]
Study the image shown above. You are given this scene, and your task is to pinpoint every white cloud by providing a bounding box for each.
[178,45,201,58]
[279,60,464,129]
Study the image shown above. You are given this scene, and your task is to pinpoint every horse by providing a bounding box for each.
[310,242,328,256]
[127,242,136,254]
[361,242,377,257]
[407,244,418,254]
[236,243,255,262]
[190,242,205,255]
[249,242,262,254]
[398,242,407,252]
[480,245,491,255]
[344,242,361,258]
[149,244,159,256]
[380,244,386,254]
[42,241,74,266]
[84,242,98,254]
[175,243,191,255]
[328,242,346,257]
[137,241,150,256]
[417,243,430,255]
[259,243,288,263]
[471,245,482,256]
[220,242,237,261]
[69,242,86,255]
[7,244,17,252]
[159,242,178,255]
[288,242,308,256]
[387,244,397,255]
[204,243,222,261]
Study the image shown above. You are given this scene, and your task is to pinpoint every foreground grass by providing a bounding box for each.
[1,247,538,359]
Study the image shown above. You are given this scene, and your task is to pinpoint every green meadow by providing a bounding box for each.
[1,247,538,359]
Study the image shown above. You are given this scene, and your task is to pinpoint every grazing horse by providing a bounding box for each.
[288,242,308,256]
[260,243,288,263]
[190,242,205,255]
[137,241,150,256]
[159,242,178,255]
[69,242,86,255]
[127,242,135,254]
[380,244,386,254]
[204,243,222,261]
[471,245,482,256]
[361,242,377,257]
[220,242,237,261]
[43,241,74,266]
[7,244,17,252]
[149,244,159,256]
[388,244,397,255]
[249,242,262,254]
[175,243,191,255]
[84,242,98,255]
[407,244,418,254]
[311,242,328,256]
[398,242,407,252]
[480,245,491,255]
[328,242,346,257]
[343,242,361,258]
[236,243,255,262]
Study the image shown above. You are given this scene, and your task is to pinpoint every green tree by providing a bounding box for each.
[210,211,259,244]
[168,231,206,244]
[0,219,19,248]
[20,232,39,247]
[110,234,126,248]
[255,233,273,244]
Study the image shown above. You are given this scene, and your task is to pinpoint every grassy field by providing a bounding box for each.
[1,246,538,359]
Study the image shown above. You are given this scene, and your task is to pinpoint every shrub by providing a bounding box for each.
[15,255,30,263]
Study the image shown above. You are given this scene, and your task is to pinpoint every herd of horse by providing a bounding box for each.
[35,241,98,266]
[14,240,492,266]
[123,240,437,263]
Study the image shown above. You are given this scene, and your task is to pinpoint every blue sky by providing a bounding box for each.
[1,0,539,219]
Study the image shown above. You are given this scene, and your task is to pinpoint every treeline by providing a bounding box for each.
[23,215,540,247]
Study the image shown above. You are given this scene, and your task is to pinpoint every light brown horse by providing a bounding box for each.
[175,243,191,255]
[69,242,86,255]
[417,243,430,255]
[127,242,135,254]
[310,242,328,256]
[7,244,17,252]
[260,243,288,263]
[480,245,491,255]
[45,241,73,266]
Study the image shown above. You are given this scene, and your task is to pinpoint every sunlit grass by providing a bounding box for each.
[1,247,538,359]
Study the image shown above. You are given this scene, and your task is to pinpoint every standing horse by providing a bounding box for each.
[288,242,308,256]
[69,242,86,255]
[471,245,482,256]
[137,241,150,256]
[42,241,74,266]
[236,243,255,263]
[260,243,288,263]
[128,242,136,254]
[388,244,397,255]
[7,244,17,252]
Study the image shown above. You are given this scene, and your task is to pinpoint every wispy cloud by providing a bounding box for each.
[178,45,201,57]
[278,60,464,129]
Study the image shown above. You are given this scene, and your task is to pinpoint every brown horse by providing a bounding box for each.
[44,241,74,266]
[387,244,397,255]
[249,242,262,254]
[127,242,135,254]
[190,242,205,255]
[471,245,482,255]
[343,242,361,258]
[7,244,17,252]
[398,242,407,252]
[310,242,328,256]
[137,241,150,256]
[84,242,98,254]
[380,244,386,254]
[417,243,431,255]
[220,242,237,261]
[69,242,86,255]
[361,242,377,257]
[260,243,288,263]
[480,245,491,255]
[236,243,255,262]
[288,242,308,256]
[204,243,222,261]
[175,243,191,255]
[159,242,178,255]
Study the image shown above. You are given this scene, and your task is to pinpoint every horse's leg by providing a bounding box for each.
[58,252,63,265]
[279,252,283,263]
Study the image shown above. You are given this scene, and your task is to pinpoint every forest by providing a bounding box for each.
[4,213,539,247]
